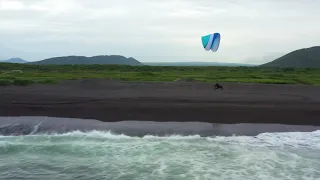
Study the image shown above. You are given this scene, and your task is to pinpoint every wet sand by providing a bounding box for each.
[1,117,319,136]
[0,79,320,126]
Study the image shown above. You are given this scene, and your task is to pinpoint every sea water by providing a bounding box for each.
[1,130,320,180]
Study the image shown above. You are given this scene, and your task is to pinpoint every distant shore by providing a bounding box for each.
[1,79,320,126]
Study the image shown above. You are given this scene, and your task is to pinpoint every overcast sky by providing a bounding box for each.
[0,0,319,64]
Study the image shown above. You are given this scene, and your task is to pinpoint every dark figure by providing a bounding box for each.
[214,83,223,90]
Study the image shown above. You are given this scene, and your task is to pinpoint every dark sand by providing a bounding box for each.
[1,79,320,126]
[1,117,319,136]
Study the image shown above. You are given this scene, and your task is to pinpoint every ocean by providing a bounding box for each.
[0,117,319,180]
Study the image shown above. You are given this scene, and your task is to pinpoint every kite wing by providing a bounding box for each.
[201,33,221,52]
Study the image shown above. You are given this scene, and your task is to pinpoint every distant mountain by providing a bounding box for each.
[260,46,320,68]
[29,55,143,66]
[0,58,27,63]
[143,62,255,67]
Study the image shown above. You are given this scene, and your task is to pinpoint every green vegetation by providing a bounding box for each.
[1,63,320,86]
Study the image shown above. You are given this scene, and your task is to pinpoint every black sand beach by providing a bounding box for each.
[0,79,320,126]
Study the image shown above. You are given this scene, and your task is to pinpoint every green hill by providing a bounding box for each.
[29,55,143,66]
[260,46,320,68]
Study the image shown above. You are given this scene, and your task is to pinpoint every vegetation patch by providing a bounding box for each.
[0,63,320,86]
[13,79,34,86]
[0,79,12,86]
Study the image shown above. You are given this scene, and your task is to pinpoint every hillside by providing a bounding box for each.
[0,58,27,63]
[260,46,320,68]
[29,55,143,66]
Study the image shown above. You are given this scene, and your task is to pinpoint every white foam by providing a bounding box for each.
[1,130,320,149]
[209,130,320,149]
[1,130,320,180]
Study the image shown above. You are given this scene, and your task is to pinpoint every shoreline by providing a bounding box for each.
[1,79,320,126]
[0,117,319,136]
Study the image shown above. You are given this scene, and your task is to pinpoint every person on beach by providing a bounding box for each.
[214,83,223,90]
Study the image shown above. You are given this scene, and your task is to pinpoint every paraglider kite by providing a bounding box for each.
[201,33,221,52]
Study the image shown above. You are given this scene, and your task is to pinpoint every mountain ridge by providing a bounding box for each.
[260,46,320,68]
[0,58,27,63]
[29,55,143,66]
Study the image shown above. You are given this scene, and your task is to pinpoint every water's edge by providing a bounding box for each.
[0,116,319,137]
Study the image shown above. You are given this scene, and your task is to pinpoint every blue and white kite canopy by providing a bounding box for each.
[201,33,221,52]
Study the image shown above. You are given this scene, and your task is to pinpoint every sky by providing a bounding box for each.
[0,0,320,64]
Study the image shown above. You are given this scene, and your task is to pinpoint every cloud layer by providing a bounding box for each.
[1,0,319,63]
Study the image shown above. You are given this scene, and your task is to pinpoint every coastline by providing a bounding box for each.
[1,79,320,126]
[0,117,319,136]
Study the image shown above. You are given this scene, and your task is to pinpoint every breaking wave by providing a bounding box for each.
[0,117,320,180]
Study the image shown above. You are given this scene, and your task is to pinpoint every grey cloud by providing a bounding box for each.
[0,0,319,63]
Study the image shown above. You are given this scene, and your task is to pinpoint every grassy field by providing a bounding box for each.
[1,63,320,86]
